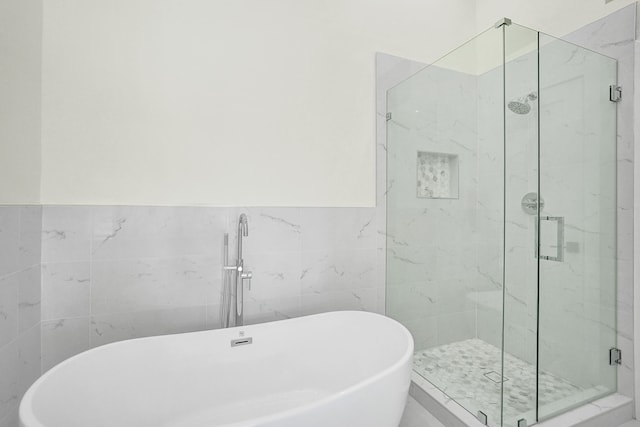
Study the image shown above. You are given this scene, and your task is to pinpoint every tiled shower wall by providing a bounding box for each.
[384,63,483,351]
[0,206,41,427]
[40,206,384,371]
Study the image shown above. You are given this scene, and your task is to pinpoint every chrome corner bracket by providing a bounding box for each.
[495,17,512,28]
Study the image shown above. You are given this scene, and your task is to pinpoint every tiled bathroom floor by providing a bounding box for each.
[413,339,592,426]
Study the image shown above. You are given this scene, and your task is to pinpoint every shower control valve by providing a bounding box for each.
[521,192,544,215]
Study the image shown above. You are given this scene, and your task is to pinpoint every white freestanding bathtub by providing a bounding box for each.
[20,311,413,427]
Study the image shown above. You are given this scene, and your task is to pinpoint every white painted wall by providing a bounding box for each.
[39,0,477,207]
[476,0,637,37]
[0,0,42,204]
[2,0,636,207]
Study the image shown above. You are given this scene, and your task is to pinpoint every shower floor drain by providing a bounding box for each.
[483,371,509,383]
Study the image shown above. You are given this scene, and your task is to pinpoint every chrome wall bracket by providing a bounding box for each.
[477,411,488,425]
[386,112,392,121]
[494,17,512,28]
[610,347,622,365]
[610,85,622,102]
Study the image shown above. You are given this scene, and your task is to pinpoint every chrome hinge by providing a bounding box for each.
[518,419,528,427]
[610,85,622,102]
[610,347,622,365]
[386,112,392,121]
[477,411,488,425]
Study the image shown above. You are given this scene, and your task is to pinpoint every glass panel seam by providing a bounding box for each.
[500,23,506,427]
[535,29,541,424]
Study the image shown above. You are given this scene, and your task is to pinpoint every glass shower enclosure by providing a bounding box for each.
[386,20,617,426]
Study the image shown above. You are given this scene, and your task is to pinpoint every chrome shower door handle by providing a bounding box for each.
[536,216,564,262]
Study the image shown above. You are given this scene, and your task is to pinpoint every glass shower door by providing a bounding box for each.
[536,34,618,420]
[501,22,541,427]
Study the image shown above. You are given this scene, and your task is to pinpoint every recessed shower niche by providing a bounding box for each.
[416,151,459,199]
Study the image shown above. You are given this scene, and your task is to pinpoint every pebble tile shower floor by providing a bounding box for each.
[413,339,590,425]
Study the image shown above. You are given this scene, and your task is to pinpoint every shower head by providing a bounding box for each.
[508,92,538,115]
[508,100,531,115]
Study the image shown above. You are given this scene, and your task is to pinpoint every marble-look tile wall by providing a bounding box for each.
[0,206,41,427]
[375,53,428,320]
[384,59,482,350]
[40,205,382,372]
[474,64,508,352]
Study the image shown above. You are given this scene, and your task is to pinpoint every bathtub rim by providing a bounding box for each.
[20,310,414,427]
